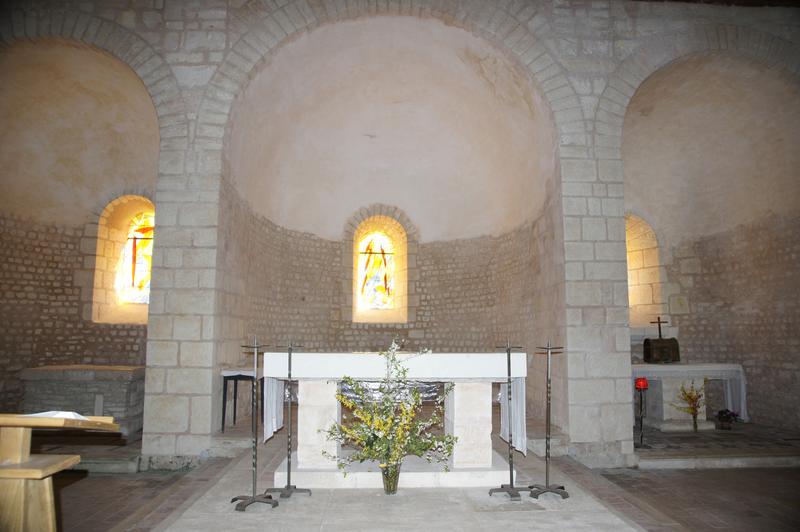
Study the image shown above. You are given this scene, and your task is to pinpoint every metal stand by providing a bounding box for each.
[231,337,278,511]
[264,341,311,499]
[529,341,569,500]
[635,388,649,449]
[489,340,531,501]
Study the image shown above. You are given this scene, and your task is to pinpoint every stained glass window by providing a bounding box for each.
[357,231,395,310]
[115,212,155,304]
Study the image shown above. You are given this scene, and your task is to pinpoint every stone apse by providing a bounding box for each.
[0,1,797,470]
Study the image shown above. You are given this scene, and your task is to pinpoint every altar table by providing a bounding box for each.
[632,363,749,431]
[260,352,526,487]
[0,414,119,532]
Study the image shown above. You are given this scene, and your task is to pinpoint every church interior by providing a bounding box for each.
[0,0,798,530]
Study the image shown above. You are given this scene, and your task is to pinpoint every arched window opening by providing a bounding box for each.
[625,214,666,328]
[86,195,155,324]
[352,215,407,323]
[115,211,155,304]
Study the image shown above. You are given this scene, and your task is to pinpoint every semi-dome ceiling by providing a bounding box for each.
[623,52,800,248]
[0,39,159,225]
[228,16,558,242]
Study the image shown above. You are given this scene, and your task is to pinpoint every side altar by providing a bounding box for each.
[632,363,749,432]
[260,351,527,488]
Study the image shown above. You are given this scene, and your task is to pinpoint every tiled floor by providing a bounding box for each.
[54,457,232,532]
[601,467,800,531]
[54,468,183,532]
[159,431,640,532]
[49,415,800,531]
[635,423,800,458]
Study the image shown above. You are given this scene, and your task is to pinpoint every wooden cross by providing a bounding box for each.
[650,316,668,339]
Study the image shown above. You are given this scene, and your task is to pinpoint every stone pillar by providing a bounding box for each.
[296,380,339,468]
[445,382,492,468]
[561,156,636,468]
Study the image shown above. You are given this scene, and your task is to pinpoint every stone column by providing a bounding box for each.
[445,382,492,468]
[296,380,340,468]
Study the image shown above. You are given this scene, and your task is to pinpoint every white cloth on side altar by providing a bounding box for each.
[499,377,527,455]
[262,377,285,442]
[632,363,749,422]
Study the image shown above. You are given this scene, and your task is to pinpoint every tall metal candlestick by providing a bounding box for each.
[264,340,311,499]
[489,339,531,501]
[529,340,569,500]
[231,336,278,510]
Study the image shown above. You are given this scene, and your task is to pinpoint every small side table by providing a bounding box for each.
[221,369,264,433]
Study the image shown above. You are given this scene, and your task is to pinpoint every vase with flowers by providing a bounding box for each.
[672,380,705,433]
[322,340,457,494]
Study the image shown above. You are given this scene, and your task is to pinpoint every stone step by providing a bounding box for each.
[525,421,570,458]
[69,455,140,474]
[526,436,569,458]
[638,454,800,470]
[209,433,252,458]
[275,451,513,488]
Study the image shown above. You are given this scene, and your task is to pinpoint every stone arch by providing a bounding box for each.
[194,0,579,182]
[341,204,419,326]
[0,6,189,181]
[595,23,800,166]
[590,24,800,333]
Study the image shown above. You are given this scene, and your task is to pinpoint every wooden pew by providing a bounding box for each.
[0,414,119,532]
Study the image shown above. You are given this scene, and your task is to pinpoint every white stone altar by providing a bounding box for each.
[632,363,749,432]
[261,351,526,488]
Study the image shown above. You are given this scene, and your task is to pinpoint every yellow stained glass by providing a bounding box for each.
[357,232,394,310]
[115,212,154,304]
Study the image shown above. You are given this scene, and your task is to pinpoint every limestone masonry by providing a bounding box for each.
[0,0,797,469]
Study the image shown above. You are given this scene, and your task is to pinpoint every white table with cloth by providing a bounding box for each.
[632,363,749,431]
[259,351,527,488]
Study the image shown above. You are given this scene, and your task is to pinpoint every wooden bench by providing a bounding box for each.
[0,414,119,532]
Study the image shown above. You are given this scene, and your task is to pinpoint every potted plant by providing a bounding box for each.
[672,380,705,433]
[716,409,739,430]
[322,340,457,494]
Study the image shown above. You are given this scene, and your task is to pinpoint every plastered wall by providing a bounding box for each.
[0,39,158,225]
[227,16,558,242]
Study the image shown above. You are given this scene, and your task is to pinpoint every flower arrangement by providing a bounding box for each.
[321,339,457,494]
[672,380,705,432]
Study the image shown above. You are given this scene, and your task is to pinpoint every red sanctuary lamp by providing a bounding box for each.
[634,377,649,448]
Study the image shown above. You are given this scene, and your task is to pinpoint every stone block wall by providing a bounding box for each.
[211,185,560,432]
[0,214,147,412]
[669,214,800,430]
[20,364,145,437]
[236,192,544,355]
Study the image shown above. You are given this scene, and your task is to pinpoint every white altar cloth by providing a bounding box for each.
[262,378,285,441]
[260,352,526,381]
[260,351,528,486]
[632,363,749,422]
